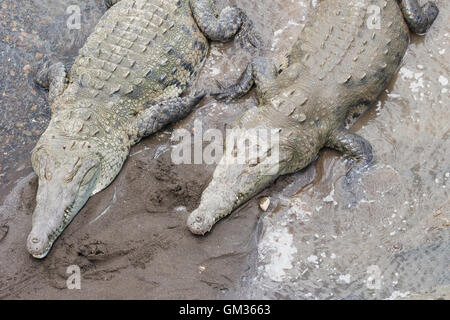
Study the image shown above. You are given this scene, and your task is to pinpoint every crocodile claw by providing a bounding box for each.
[210,80,240,104]
[36,59,52,89]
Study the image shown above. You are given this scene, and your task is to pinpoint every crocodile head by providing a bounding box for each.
[187,124,286,235]
[27,143,101,258]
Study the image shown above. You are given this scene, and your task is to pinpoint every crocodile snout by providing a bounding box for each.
[26,229,50,259]
[187,210,213,235]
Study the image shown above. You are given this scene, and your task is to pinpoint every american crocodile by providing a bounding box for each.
[28,0,259,259]
[187,0,439,235]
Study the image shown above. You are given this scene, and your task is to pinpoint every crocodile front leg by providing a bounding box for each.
[133,92,206,141]
[212,57,278,103]
[397,0,439,34]
[190,0,261,48]
[36,60,67,109]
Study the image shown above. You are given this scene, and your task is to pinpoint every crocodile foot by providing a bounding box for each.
[36,59,67,107]
[211,57,277,103]
[234,8,263,49]
[190,0,262,49]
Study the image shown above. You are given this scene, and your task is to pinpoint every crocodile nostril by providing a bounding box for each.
[32,238,40,244]
[196,217,203,223]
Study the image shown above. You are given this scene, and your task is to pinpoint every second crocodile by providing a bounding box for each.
[187,0,439,234]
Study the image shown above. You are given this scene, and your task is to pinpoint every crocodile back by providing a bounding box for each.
[293,0,409,104]
[303,0,407,87]
[61,0,207,115]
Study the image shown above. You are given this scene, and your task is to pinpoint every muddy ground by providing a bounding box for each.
[0,0,449,299]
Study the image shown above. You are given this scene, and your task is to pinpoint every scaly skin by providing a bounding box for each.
[28,0,259,259]
[187,0,439,235]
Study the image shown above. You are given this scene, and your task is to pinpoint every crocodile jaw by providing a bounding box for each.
[28,148,100,259]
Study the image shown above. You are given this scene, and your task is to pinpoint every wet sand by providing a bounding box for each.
[0,0,449,299]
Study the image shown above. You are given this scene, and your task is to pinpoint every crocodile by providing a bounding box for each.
[27,0,259,259]
[187,0,439,235]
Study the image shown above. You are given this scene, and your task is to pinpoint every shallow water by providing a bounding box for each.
[0,0,448,299]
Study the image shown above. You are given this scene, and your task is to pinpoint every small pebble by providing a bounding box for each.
[259,197,270,212]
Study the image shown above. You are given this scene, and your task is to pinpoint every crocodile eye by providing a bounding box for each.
[31,148,47,178]
[80,165,98,186]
